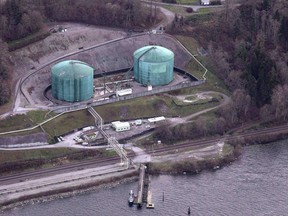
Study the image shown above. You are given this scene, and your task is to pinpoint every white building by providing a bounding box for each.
[116,88,132,97]
[148,116,165,123]
[135,119,142,126]
[82,126,95,132]
[200,0,210,5]
[112,121,130,132]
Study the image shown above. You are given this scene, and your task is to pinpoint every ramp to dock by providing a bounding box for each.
[146,175,154,209]
[136,164,145,208]
[136,164,154,209]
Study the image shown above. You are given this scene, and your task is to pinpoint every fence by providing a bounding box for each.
[52,80,205,113]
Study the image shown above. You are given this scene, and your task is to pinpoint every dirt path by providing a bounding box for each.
[168,91,231,126]
[154,5,175,30]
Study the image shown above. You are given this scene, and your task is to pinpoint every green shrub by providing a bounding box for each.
[8,31,51,51]
[186,7,193,13]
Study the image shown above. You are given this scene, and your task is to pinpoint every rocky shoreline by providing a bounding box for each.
[0,165,138,211]
[0,175,138,213]
[2,131,288,212]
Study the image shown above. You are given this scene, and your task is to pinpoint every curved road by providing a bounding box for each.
[153,4,175,29]
[0,0,208,120]
[3,2,176,119]
[168,91,231,126]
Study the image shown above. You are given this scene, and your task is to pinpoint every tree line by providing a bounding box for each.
[0,0,152,42]
[157,0,288,139]
[0,0,154,106]
[0,41,10,105]
[41,0,151,28]
[179,0,288,127]
[0,0,43,41]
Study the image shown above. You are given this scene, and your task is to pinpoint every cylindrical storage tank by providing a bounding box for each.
[51,60,94,102]
[133,46,174,86]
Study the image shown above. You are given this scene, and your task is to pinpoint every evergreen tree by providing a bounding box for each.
[244,46,278,107]
[279,16,288,49]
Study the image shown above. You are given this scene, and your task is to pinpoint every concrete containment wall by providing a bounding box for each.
[22,34,191,106]
[53,80,205,113]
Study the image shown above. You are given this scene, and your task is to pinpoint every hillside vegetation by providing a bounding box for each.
[0,0,156,106]
[173,0,288,127]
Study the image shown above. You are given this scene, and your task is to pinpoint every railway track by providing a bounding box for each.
[0,155,132,185]
[1,123,288,186]
[146,123,288,154]
[0,164,132,197]
[0,140,215,185]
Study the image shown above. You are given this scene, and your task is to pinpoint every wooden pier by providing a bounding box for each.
[146,176,154,209]
[135,164,154,209]
[136,164,145,208]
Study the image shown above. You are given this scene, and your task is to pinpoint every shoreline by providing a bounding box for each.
[0,165,138,211]
[1,132,288,212]
[0,146,236,212]
[149,143,241,175]
[0,175,138,213]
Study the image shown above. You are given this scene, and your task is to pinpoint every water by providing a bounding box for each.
[3,140,288,216]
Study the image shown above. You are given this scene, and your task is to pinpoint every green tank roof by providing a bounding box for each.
[51,60,93,78]
[133,46,174,63]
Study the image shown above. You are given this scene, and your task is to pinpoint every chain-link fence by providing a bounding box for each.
[53,80,205,113]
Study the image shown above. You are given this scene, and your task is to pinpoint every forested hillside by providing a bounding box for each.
[189,0,288,124]
[41,0,152,28]
[0,0,153,42]
[0,40,10,105]
[0,0,43,41]
[0,0,155,106]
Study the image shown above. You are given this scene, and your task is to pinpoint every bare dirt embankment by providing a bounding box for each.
[22,32,191,107]
[8,23,128,112]
[11,23,127,81]
[8,22,192,111]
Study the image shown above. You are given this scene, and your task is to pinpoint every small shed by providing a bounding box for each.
[200,0,210,5]
[116,89,132,97]
[148,116,165,123]
[135,119,142,126]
